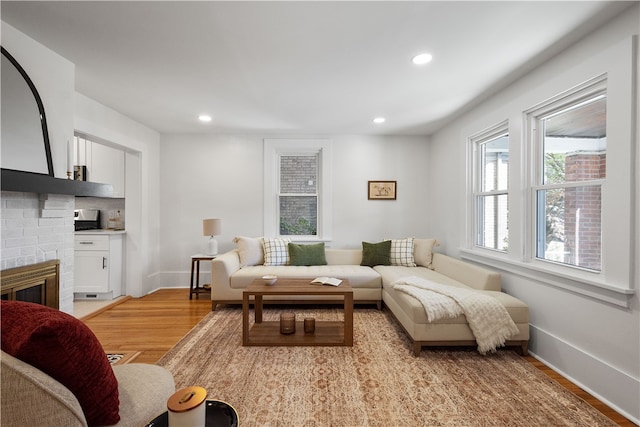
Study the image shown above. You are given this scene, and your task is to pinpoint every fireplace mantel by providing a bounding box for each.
[1,168,112,197]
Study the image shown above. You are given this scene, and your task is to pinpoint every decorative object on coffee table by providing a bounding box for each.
[280,313,296,334]
[304,318,315,334]
[262,274,277,285]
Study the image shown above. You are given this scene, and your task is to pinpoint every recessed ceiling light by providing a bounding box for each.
[412,53,433,65]
[373,117,386,124]
[198,115,212,122]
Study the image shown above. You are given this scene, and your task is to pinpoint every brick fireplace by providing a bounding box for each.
[0,191,75,313]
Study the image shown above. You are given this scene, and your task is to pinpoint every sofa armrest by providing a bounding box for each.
[211,250,241,290]
[431,252,501,291]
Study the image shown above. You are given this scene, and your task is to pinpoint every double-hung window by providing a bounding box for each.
[464,67,633,305]
[264,139,332,241]
[528,79,606,271]
[278,154,319,236]
[471,123,509,252]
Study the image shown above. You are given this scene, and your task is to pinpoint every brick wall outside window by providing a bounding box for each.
[564,153,605,270]
[280,155,317,193]
[279,155,318,235]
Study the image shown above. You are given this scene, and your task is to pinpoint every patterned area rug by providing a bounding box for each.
[157,307,615,427]
[106,351,140,365]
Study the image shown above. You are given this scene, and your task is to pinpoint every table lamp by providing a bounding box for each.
[202,218,222,255]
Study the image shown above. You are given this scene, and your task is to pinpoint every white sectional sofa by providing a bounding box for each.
[210,237,529,355]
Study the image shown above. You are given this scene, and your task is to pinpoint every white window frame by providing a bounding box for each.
[462,73,635,307]
[532,93,606,271]
[468,121,509,253]
[264,139,332,242]
[525,76,607,273]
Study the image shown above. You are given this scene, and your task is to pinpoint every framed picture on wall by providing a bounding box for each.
[368,181,396,200]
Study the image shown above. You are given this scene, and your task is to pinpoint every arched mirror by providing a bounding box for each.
[1,46,54,176]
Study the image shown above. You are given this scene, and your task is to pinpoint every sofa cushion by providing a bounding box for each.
[375,265,472,291]
[288,242,327,266]
[0,301,120,426]
[262,237,291,266]
[112,364,175,427]
[233,236,264,267]
[361,240,392,266]
[230,265,381,289]
[390,237,416,267]
[414,238,438,268]
[383,282,530,326]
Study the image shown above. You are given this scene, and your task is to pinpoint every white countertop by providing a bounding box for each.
[75,229,126,235]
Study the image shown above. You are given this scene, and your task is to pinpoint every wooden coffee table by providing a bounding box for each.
[242,278,353,347]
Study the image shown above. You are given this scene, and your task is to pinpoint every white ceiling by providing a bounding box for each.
[0,1,633,136]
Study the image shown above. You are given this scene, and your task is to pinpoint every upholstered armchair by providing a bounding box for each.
[0,301,175,427]
[1,351,174,427]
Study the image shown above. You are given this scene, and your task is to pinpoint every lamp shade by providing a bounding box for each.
[202,218,222,236]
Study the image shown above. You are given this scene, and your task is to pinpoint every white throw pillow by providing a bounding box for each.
[262,237,291,266]
[233,236,264,267]
[414,238,439,268]
[390,237,416,267]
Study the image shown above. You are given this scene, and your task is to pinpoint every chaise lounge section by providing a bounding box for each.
[377,253,530,356]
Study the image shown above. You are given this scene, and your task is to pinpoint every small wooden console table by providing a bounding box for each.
[242,278,353,347]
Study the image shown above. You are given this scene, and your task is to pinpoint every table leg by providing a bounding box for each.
[255,295,263,323]
[194,259,202,299]
[242,292,249,346]
[344,292,354,346]
[189,258,196,300]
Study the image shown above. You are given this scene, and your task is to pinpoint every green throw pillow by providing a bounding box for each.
[288,242,328,266]
[361,240,392,266]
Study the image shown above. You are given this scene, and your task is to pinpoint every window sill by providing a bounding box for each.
[282,236,332,244]
[459,248,635,308]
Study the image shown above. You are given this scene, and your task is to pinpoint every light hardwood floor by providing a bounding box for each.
[83,289,636,427]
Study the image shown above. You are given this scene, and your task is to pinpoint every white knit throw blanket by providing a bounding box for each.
[392,276,520,354]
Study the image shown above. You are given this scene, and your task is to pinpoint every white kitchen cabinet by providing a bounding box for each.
[74,232,124,300]
[90,142,125,198]
[73,136,126,198]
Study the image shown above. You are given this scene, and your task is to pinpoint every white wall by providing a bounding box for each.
[0,22,77,313]
[74,93,161,297]
[428,6,639,422]
[1,22,74,180]
[155,133,430,287]
[1,22,162,300]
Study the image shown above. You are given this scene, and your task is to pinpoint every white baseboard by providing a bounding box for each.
[530,325,639,424]
[151,270,210,289]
